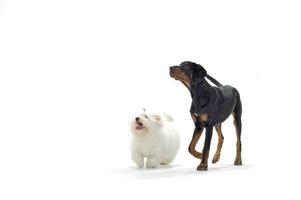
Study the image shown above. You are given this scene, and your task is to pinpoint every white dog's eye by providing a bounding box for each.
[144,115,148,119]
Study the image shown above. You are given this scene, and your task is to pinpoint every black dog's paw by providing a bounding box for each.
[197,163,208,171]
[212,154,220,164]
[234,159,242,166]
[212,158,219,164]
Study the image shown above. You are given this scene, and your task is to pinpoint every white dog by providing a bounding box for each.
[129,111,180,168]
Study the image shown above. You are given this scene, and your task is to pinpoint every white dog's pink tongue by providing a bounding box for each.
[136,124,144,130]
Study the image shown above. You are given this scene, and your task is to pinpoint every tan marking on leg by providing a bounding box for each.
[212,123,224,164]
[232,113,242,165]
[189,132,203,159]
[188,113,203,159]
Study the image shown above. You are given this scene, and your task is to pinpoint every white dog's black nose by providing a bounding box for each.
[135,117,140,122]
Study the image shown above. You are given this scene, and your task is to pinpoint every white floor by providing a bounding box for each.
[103,162,295,200]
[108,163,253,179]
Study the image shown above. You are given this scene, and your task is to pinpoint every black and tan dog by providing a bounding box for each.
[169,61,242,171]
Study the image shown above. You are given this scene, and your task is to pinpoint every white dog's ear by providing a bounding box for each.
[143,108,146,112]
[163,113,173,122]
[152,114,161,122]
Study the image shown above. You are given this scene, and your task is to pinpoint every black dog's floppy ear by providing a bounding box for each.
[195,64,207,77]
[192,63,207,83]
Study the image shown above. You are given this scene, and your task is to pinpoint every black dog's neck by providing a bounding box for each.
[189,78,217,116]
[190,78,213,98]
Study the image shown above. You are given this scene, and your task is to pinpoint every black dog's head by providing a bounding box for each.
[169,61,207,86]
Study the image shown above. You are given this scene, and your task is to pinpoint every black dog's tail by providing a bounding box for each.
[205,74,223,87]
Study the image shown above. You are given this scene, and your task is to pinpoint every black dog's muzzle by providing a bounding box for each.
[169,66,177,77]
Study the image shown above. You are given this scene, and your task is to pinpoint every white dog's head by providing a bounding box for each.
[129,111,164,135]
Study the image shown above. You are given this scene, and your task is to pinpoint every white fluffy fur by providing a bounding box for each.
[129,111,180,168]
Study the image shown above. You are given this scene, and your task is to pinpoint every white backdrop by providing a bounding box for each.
[1,0,301,199]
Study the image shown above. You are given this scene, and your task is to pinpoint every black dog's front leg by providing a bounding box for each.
[188,112,204,159]
[188,127,204,159]
[197,125,213,171]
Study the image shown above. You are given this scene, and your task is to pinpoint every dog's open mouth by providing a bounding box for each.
[135,122,144,130]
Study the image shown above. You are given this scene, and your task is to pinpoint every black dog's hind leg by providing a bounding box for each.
[233,94,242,165]
[212,123,224,164]
[197,125,213,171]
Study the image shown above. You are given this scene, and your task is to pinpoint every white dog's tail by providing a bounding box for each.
[163,113,173,122]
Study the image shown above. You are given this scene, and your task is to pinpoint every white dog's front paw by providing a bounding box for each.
[146,158,160,168]
[131,152,144,168]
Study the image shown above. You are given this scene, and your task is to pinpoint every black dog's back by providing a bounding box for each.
[215,86,241,123]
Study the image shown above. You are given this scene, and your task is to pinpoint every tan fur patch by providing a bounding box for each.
[188,113,203,159]
[232,112,242,165]
[189,132,203,159]
[212,124,224,163]
[172,68,191,88]
[200,113,208,122]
